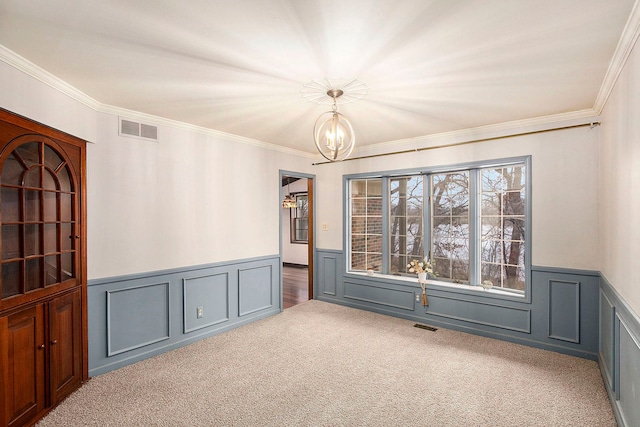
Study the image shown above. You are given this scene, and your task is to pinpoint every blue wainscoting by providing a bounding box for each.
[599,276,640,427]
[88,255,281,376]
[316,249,600,360]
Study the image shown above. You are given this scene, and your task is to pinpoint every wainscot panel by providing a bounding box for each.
[600,276,640,427]
[547,279,580,343]
[88,256,281,376]
[599,290,615,390]
[238,265,274,317]
[344,280,415,311]
[427,294,530,333]
[183,273,229,333]
[107,282,170,356]
[321,255,338,296]
[315,249,600,360]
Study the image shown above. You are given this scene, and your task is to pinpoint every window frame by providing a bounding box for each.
[343,156,532,302]
[290,193,309,244]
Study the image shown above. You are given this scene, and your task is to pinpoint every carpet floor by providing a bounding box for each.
[38,300,615,426]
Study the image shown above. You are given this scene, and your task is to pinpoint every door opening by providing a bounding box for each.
[281,173,314,309]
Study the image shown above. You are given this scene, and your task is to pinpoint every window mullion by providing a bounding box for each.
[424,173,431,262]
[381,177,389,274]
[469,169,479,286]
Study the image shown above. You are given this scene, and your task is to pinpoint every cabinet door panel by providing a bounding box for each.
[48,290,82,405]
[0,304,45,427]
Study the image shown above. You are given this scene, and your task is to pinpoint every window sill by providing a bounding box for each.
[346,271,525,300]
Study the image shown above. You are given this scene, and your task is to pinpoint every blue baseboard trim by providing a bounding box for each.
[88,255,281,377]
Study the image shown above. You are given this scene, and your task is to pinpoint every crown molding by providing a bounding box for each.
[97,104,317,158]
[0,45,316,158]
[594,0,640,113]
[353,109,600,157]
[0,44,102,111]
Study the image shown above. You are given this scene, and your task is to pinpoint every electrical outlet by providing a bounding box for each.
[322,223,328,231]
[196,306,203,319]
[415,294,420,302]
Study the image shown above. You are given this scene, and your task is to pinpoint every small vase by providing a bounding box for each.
[417,272,429,306]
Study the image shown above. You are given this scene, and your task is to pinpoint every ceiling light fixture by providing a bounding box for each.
[282,180,297,209]
[302,78,367,162]
[313,89,354,161]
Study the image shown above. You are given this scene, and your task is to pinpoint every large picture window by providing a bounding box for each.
[346,158,529,294]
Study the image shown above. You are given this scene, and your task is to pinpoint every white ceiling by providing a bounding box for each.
[0,0,637,154]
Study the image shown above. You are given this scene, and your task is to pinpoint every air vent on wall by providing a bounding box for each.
[119,118,158,141]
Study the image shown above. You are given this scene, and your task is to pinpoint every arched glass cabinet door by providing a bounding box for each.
[1,137,78,298]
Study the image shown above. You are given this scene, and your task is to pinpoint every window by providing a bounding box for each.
[431,171,470,282]
[346,158,529,294]
[290,194,309,243]
[389,176,423,274]
[480,165,526,291]
[350,179,382,271]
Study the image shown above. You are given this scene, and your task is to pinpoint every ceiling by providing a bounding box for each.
[0,0,637,154]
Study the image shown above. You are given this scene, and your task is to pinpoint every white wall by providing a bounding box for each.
[281,178,309,265]
[0,58,316,280]
[599,39,640,315]
[314,125,600,272]
[87,114,314,279]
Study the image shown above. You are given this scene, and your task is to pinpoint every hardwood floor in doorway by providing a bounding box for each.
[283,264,308,309]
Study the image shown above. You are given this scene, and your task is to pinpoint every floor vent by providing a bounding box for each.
[119,118,158,141]
[413,323,438,331]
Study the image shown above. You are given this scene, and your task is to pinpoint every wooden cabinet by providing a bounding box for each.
[0,109,87,427]
[1,290,81,426]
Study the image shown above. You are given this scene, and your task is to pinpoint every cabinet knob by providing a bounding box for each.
[51,340,58,345]
[38,344,45,350]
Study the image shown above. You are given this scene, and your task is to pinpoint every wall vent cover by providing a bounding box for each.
[119,118,158,141]
[413,323,438,331]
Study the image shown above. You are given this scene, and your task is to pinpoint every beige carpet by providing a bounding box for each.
[38,300,615,426]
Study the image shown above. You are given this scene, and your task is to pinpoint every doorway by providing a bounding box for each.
[280,171,314,309]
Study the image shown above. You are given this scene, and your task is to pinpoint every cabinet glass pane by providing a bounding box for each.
[44,145,63,171]
[61,223,72,251]
[25,258,42,292]
[44,224,57,254]
[45,255,59,285]
[1,225,20,259]
[15,142,40,167]
[24,224,41,257]
[44,169,57,191]
[24,167,41,188]
[44,191,57,222]
[1,188,21,222]
[60,193,72,221]
[58,166,72,192]
[1,154,25,185]
[2,261,21,297]
[24,190,41,221]
[61,253,74,280]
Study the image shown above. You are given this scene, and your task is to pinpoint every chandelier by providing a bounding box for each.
[282,180,297,209]
[302,78,367,162]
